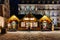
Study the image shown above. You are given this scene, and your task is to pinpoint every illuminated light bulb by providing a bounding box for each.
[38,1,40,3]
[18,8,20,11]
[57,1,59,4]
[52,1,54,4]
[35,7,37,11]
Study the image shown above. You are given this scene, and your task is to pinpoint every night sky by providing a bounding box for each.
[10,0,26,19]
[10,0,18,16]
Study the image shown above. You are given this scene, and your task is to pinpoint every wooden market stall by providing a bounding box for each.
[7,15,20,31]
[18,13,40,31]
[39,15,52,31]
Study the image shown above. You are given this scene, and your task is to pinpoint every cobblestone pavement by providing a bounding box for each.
[0,31,60,40]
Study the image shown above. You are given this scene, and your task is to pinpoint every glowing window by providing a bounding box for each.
[24,18,29,20]
[33,22,38,27]
[21,22,25,27]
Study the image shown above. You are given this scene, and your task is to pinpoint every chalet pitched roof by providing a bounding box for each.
[8,15,20,22]
[21,13,38,21]
[39,15,51,23]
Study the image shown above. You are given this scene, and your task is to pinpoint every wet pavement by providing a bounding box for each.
[0,31,60,40]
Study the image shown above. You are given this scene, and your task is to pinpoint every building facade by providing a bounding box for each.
[0,0,10,18]
[0,0,10,29]
[18,4,60,30]
[3,0,10,18]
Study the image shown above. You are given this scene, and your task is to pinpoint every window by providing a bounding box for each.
[57,12,60,16]
[50,11,54,16]
[21,22,25,27]
[26,22,30,28]
[33,22,38,27]
[21,6,25,10]
[26,5,30,11]
[31,6,35,10]
[57,18,59,21]
[30,22,33,27]
[52,11,54,16]
[20,11,25,14]
[45,10,50,16]
[53,18,57,25]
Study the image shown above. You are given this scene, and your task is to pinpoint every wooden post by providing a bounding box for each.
[52,24,54,31]
[18,22,19,31]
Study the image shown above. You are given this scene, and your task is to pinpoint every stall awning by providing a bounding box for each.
[39,15,51,23]
[8,15,20,23]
